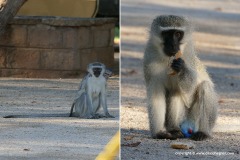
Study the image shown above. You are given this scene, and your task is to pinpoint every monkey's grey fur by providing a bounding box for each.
[143,15,218,140]
[69,62,114,119]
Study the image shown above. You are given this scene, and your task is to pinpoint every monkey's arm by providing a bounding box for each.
[100,86,114,118]
[171,58,197,92]
[78,74,89,90]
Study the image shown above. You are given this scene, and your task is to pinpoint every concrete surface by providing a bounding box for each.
[121,0,240,159]
[0,77,119,159]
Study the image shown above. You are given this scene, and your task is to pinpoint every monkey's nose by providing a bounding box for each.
[168,52,177,57]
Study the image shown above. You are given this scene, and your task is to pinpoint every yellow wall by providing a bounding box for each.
[17,0,97,18]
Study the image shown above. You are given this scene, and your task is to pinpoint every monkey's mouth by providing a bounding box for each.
[164,48,179,57]
[166,52,177,57]
[94,71,101,77]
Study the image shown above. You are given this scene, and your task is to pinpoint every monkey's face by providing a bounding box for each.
[87,62,106,78]
[161,29,184,57]
[93,67,102,77]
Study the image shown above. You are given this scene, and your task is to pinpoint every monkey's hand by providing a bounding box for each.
[171,58,185,73]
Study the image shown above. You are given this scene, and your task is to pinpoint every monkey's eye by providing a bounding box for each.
[175,32,181,38]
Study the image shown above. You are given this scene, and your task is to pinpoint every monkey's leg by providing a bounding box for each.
[91,97,103,119]
[189,81,218,141]
[85,90,101,119]
[165,95,185,139]
[100,91,114,118]
[74,93,91,118]
[147,85,168,139]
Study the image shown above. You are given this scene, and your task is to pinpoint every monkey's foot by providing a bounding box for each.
[105,113,115,118]
[86,114,100,119]
[155,131,173,139]
[191,131,209,141]
[155,130,183,140]
[169,130,184,139]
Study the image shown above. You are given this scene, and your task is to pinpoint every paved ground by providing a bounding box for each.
[121,0,240,159]
[0,77,119,160]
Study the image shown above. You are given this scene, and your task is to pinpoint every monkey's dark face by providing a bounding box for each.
[161,30,184,57]
[93,67,102,77]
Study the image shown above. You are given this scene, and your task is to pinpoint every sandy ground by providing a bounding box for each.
[121,0,240,159]
[0,77,119,159]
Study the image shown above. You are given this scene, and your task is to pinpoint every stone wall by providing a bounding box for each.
[0,16,116,78]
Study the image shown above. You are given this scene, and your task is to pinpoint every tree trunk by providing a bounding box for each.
[0,0,27,35]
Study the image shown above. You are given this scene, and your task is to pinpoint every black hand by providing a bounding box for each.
[171,58,185,73]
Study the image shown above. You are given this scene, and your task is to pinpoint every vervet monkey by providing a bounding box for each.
[4,62,114,119]
[143,15,218,141]
[69,62,114,119]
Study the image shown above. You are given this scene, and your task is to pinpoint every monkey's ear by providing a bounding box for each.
[101,63,106,69]
[104,69,113,79]
[87,63,92,72]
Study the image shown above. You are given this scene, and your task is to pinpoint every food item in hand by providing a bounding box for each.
[168,50,182,75]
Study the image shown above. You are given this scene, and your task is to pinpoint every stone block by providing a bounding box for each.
[0,48,6,68]
[91,23,115,30]
[28,25,63,48]
[93,30,110,47]
[40,49,80,70]
[93,47,114,67]
[0,25,27,46]
[62,28,78,49]
[5,48,41,69]
[0,68,84,78]
[78,27,93,49]
[80,49,98,70]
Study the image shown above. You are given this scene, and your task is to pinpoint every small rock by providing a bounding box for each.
[170,142,195,150]
[122,142,141,147]
[124,135,134,141]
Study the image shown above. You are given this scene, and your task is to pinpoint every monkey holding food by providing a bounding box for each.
[143,15,218,141]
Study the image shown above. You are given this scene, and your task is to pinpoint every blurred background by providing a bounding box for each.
[121,0,240,159]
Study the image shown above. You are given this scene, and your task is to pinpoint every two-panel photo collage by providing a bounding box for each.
[0,0,239,160]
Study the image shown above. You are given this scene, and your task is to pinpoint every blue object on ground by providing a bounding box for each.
[180,120,196,138]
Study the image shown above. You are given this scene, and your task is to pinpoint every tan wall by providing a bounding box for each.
[17,0,97,18]
[0,17,116,78]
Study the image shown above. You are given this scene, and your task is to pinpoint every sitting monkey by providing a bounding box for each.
[69,62,114,119]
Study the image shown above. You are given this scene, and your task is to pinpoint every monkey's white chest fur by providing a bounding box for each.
[87,76,106,96]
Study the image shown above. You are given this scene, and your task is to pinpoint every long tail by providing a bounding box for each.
[69,102,75,117]
[3,113,69,118]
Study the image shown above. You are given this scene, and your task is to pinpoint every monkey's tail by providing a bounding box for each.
[69,103,75,117]
[3,113,69,118]
[4,115,16,118]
